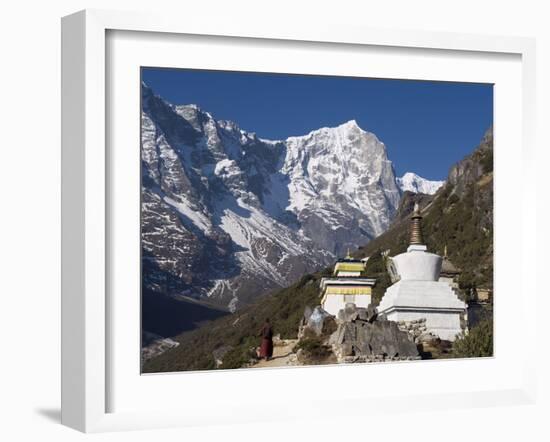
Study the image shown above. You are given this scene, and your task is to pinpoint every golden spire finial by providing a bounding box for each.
[345,247,352,259]
[409,202,424,245]
[444,244,448,258]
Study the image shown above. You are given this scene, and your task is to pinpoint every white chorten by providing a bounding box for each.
[377,203,467,341]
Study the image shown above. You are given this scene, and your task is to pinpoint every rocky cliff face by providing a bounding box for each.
[282,120,402,253]
[390,190,435,227]
[448,126,493,198]
[141,84,403,310]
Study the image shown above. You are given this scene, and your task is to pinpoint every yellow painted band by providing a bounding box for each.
[324,287,372,295]
[334,263,365,272]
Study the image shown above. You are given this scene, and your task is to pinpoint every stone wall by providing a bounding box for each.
[396,318,430,343]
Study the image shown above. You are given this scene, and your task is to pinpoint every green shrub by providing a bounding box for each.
[364,250,392,306]
[293,337,332,359]
[452,318,493,358]
[220,338,259,369]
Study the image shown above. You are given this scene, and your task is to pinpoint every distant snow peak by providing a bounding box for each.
[397,172,445,195]
[178,103,200,110]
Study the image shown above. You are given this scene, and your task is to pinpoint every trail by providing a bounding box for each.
[252,339,298,368]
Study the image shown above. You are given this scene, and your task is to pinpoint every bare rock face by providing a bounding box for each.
[329,304,420,362]
[448,126,493,197]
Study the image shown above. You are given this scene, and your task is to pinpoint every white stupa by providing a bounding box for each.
[377,203,468,341]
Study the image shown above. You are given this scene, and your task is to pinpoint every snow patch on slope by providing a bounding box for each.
[164,196,212,234]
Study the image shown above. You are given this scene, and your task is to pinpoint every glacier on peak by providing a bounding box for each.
[397,172,445,195]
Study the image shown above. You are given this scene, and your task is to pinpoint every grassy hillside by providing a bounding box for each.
[143,128,493,372]
[143,270,331,372]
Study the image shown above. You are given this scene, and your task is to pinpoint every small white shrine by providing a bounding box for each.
[320,252,376,317]
[377,204,467,341]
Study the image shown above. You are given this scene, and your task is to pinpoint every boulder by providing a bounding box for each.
[417,332,438,344]
[330,305,420,361]
[357,304,378,323]
[360,320,418,358]
[338,303,360,322]
[212,345,234,368]
[329,322,356,346]
[302,305,314,324]
[300,306,337,339]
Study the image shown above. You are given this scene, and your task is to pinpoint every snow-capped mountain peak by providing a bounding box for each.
[289,119,366,141]
[397,172,445,195]
[141,84,403,311]
[335,119,363,132]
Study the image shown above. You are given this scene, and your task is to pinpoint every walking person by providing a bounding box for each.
[258,318,274,361]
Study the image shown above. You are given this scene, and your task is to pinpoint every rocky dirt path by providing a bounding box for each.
[252,339,298,368]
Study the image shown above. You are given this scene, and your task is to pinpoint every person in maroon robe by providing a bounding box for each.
[258,318,273,360]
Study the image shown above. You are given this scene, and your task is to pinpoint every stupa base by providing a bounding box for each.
[377,280,467,342]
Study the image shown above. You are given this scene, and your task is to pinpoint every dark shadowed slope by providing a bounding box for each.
[142,290,229,338]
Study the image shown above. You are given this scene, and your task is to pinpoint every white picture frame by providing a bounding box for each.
[61,9,537,433]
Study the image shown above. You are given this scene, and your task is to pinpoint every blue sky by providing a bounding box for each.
[142,68,493,181]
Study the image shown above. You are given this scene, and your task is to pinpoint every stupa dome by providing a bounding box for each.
[391,202,442,281]
[392,250,442,281]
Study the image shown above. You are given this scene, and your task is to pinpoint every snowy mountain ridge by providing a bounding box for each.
[397,172,445,195]
[141,83,430,312]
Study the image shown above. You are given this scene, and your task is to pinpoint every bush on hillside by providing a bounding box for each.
[293,337,332,360]
[452,318,493,358]
[220,336,260,369]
